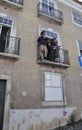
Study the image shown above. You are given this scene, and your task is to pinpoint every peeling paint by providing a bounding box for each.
[9,108,76,130]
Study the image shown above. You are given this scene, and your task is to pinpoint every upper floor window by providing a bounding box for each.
[40,28,59,41]
[0,16,20,57]
[40,0,57,13]
[4,0,23,7]
[72,11,82,26]
[0,17,13,26]
[78,40,82,56]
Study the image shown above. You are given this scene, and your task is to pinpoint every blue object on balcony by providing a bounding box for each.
[78,56,82,66]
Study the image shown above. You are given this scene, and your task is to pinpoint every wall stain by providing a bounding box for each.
[26,118,68,130]
[17,123,20,130]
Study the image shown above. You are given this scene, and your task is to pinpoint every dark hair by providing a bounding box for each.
[52,38,56,40]
[51,38,56,42]
[40,30,46,35]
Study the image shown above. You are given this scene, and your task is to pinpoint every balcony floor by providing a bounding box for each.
[37,59,70,68]
[38,12,63,24]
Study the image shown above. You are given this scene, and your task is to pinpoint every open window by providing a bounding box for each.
[77,40,82,56]
[39,0,57,14]
[0,25,11,53]
[0,16,20,56]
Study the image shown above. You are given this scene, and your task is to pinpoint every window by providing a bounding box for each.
[0,16,20,56]
[44,72,64,101]
[72,11,82,26]
[40,28,59,41]
[77,40,82,56]
[40,0,57,14]
[0,17,13,26]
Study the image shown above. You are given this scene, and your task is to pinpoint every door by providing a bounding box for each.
[0,80,6,130]
[0,26,11,52]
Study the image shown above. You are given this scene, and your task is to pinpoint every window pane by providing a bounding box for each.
[73,11,82,25]
[8,20,12,25]
[3,18,8,24]
[0,17,3,23]
[47,31,51,36]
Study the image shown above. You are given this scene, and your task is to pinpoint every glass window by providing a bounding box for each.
[41,28,59,40]
[0,17,3,23]
[0,17,13,26]
[73,11,82,26]
[78,40,82,56]
[40,0,57,14]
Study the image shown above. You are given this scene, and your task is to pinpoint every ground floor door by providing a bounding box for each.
[0,80,6,130]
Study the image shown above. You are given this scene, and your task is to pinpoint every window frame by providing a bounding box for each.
[72,10,82,27]
[39,27,60,46]
[76,40,82,56]
[39,0,57,13]
[41,70,66,106]
[44,72,63,102]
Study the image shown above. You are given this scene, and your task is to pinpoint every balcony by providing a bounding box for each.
[3,0,24,8]
[37,45,70,68]
[0,35,20,59]
[37,2,63,24]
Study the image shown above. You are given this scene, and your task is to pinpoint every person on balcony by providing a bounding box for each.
[48,38,61,62]
[37,30,48,60]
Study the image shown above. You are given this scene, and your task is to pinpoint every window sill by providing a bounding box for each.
[41,101,65,106]
[3,0,23,9]
[0,52,20,60]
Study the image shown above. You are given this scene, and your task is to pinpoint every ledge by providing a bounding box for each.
[0,52,20,60]
[41,101,65,106]
[3,0,23,9]
[37,59,70,68]
[38,11,63,25]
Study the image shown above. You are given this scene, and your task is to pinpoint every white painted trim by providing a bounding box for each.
[72,10,82,27]
[0,75,12,130]
[58,0,82,12]
[0,14,16,36]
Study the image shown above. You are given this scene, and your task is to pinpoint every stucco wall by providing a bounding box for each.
[9,108,76,130]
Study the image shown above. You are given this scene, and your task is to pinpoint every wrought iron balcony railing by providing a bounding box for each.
[37,45,70,67]
[4,0,24,6]
[0,35,20,56]
[37,2,63,24]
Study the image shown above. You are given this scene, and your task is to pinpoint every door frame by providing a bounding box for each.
[0,75,12,130]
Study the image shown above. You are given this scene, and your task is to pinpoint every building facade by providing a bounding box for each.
[0,0,82,130]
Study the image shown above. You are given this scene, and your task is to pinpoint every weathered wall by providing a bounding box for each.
[9,108,76,130]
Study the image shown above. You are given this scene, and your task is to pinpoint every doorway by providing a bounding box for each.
[0,80,6,130]
[0,26,11,52]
